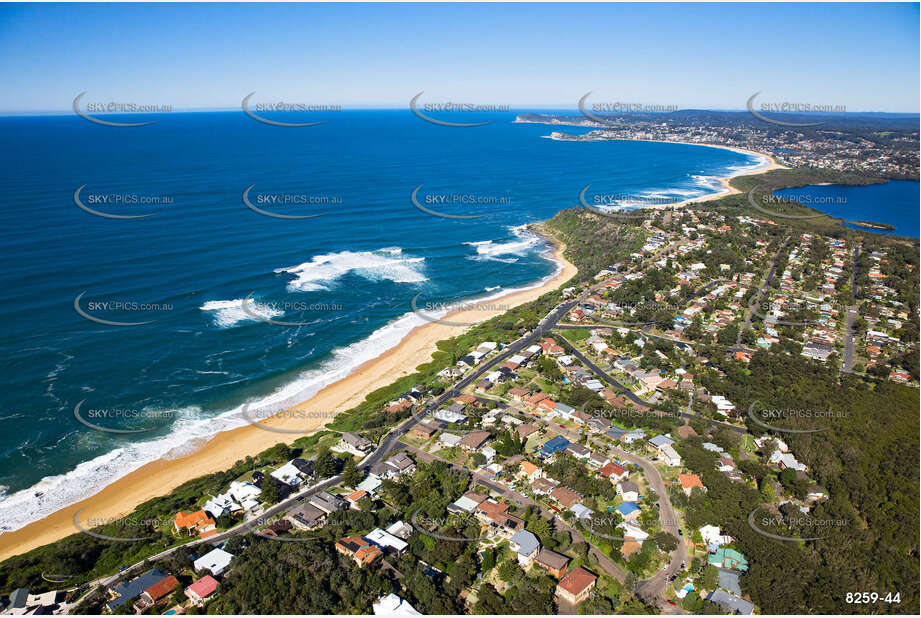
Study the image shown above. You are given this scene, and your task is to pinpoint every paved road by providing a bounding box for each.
[405,445,628,584]
[553,332,747,435]
[735,236,789,349]
[841,244,860,374]
[614,447,686,610]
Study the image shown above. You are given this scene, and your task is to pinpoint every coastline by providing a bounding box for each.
[0,234,577,561]
[547,132,787,210]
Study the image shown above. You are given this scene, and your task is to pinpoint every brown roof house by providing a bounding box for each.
[550,486,583,509]
[556,567,597,605]
[459,431,491,451]
[535,548,570,578]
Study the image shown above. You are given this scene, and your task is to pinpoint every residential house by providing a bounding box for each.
[288,504,326,530]
[365,528,409,555]
[534,548,570,578]
[707,589,755,615]
[679,473,704,496]
[185,576,219,606]
[565,443,591,460]
[556,567,597,605]
[517,461,543,483]
[509,529,541,566]
[616,501,641,520]
[459,431,491,451]
[600,462,628,483]
[411,422,439,439]
[337,432,374,456]
[708,547,749,571]
[133,575,179,613]
[617,481,639,502]
[658,444,682,467]
[194,548,234,576]
[337,536,383,567]
[173,510,216,539]
[550,486,583,509]
[699,524,732,547]
[105,570,170,613]
[372,593,421,616]
[308,490,348,514]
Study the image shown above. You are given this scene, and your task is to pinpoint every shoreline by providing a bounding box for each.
[546,131,787,210]
[0,233,577,561]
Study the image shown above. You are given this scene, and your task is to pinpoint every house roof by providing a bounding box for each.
[460,431,491,450]
[621,540,642,557]
[174,510,211,529]
[708,589,754,614]
[520,461,539,475]
[186,575,219,599]
[536,548,570,571]
[510,529,540,556]
[600,462,627,478]
[144,575,178,601]
[517,423,539,438]
[679,473,704,490]
[108,570,169,610]
[550,486,582,508]
[616,502,640,516]
[558,567,597,596]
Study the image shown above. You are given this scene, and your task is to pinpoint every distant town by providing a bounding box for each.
[516,111,920,181]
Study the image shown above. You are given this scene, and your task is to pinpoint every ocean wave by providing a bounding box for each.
[200,298,283,328]
[463,226,542,260]
[0,309,437,534]
[275,248,426,292]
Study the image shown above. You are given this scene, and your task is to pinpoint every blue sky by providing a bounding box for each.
[0,2,918,113]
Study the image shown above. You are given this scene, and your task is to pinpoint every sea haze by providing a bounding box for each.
[0,109,762,531]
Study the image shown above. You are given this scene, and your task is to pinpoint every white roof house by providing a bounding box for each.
[439,432,462,447]
[373,594,421,615]
[271,460,303,486]
[658,444,682,467]
[617,522,649,541]
[193,548,234,576]
[365,528,408,553]
[699,524,732,547]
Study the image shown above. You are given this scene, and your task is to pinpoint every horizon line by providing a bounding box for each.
[2,106,919,118]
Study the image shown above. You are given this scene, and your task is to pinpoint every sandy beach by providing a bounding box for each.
[0,235,577,562]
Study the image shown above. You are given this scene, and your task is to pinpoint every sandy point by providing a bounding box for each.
[0,232,577,562]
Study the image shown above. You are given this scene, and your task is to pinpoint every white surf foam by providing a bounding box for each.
[200,298,284,327]
[0,237,565,536]
[275,248,426,291]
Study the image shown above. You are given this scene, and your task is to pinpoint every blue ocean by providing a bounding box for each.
[0,109,763,530]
